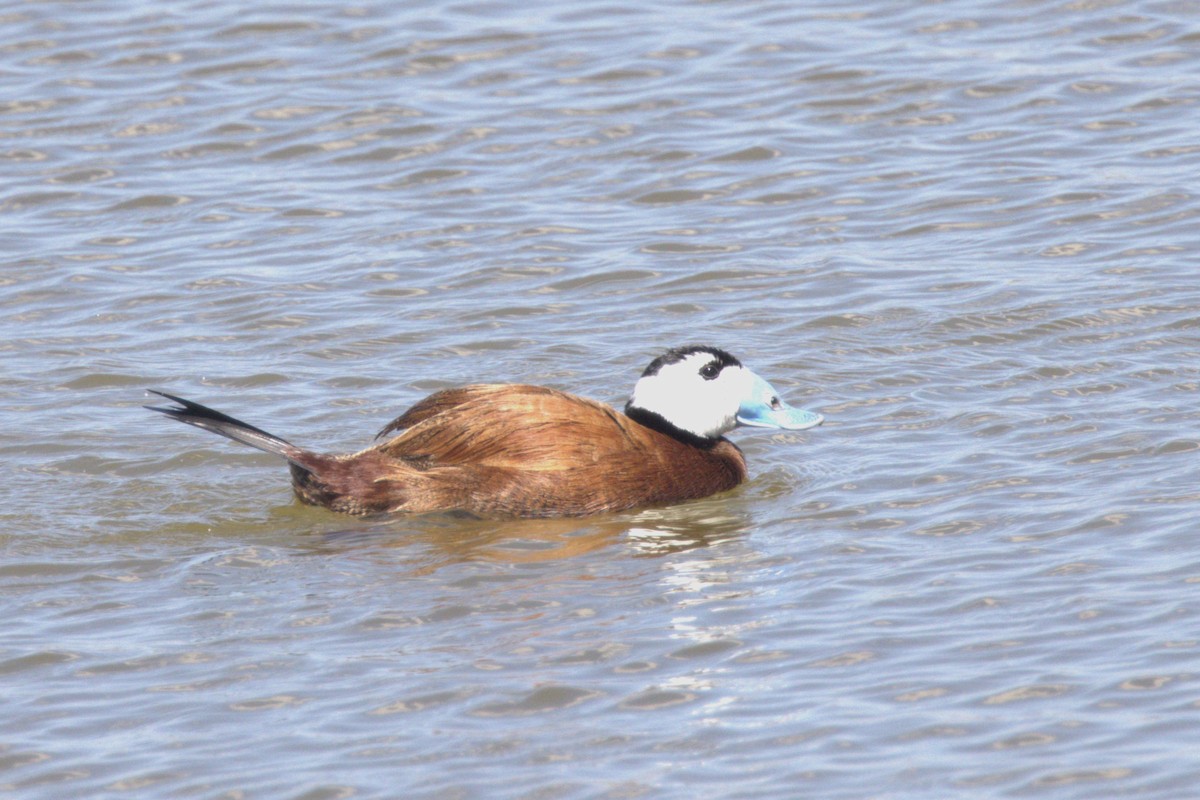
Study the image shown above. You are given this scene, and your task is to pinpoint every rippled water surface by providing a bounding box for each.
[4,0,1200,797]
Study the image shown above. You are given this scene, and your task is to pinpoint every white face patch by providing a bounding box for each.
[627,352,754,439]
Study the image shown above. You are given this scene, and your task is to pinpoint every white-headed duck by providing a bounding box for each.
[146,345,823,518]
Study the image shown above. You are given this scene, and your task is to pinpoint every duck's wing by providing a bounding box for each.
[373,384,645,469]
[376,384,539,440]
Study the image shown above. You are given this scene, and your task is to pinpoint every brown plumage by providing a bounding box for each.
[294,384,744,517]
[146,346,822,518]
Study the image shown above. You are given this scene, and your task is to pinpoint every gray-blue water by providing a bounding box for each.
[3,1,1199,797]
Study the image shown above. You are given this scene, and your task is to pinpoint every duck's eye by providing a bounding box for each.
[700,362,721,380]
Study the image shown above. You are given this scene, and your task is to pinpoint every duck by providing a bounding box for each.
[145,345,823,518]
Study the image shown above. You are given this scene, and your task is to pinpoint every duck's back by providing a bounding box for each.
[377,384,637,470]
[302,384,747,517]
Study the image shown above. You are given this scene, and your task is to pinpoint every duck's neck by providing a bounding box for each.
[623,404,722,450]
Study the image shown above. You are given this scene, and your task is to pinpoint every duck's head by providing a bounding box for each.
[625,345,824,446]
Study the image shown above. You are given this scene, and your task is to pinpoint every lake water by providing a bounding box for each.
[3,0,1199,797]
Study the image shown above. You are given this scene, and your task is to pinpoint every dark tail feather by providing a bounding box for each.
[145,390,298,461]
